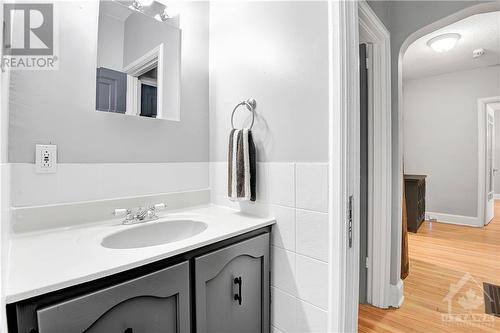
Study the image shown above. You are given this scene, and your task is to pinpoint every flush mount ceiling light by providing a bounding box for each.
[427,33,461,53]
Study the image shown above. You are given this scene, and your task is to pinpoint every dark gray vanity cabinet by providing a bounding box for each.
[194,233,270,333]
[7,229,272,333]
[37,262,190,333]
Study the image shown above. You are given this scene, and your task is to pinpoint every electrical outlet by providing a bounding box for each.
[35,144,57,173]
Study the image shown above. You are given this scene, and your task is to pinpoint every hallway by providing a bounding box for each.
[358,201,500,332]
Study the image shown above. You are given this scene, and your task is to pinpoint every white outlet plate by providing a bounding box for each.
[35,144,57,173]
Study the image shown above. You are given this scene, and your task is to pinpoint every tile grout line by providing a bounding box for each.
[271,285,329,312]
[271,244,329,264]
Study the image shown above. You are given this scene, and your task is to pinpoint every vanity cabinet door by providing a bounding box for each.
[194,233,270,333]
[36,262,190,333]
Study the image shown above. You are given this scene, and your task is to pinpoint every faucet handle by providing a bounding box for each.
[154,203,166,211]
[113,208,131,217]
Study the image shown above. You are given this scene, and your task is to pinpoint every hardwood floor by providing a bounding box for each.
[358,201,500,332]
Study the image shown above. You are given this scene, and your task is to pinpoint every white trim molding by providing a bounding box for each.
[124,44,165,118]
[327,0,359,331]
[328,1,393,330]
[494,194,500,200]
[477,96,500,227]
[425,211,480,227]
[358,1,393,309]
[389,280,404,308]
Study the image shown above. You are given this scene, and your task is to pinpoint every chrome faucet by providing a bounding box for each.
[114,203,166,225]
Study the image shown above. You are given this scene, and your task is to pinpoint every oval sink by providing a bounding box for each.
[101,220,207,249]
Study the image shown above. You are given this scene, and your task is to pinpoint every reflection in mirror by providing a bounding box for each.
[96,0,180,120]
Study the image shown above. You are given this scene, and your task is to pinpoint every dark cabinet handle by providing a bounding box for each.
[124,328,133,333]
[234,276,242,305]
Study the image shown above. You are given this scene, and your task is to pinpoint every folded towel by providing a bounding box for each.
[228,128,256,201]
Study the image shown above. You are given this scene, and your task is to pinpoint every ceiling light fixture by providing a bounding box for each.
[473,48,486,59]
[427,33,461,53]
[129,0,142,12]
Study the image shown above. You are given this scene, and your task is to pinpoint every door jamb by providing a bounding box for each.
[328,1,394,330]
[327,1,359,331]
[358,1,393,308]
[477,96,500,227]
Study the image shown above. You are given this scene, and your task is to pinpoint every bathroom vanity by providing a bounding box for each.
[6,205,274,333]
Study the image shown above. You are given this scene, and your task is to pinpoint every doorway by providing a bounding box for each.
[358,42,370,304]
[360,4,500,332]
[356,1,392,309]
[478,96,500,226]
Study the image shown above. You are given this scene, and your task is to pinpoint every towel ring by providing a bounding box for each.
[231,98,257,130]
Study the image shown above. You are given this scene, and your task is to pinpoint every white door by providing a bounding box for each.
[485,109,495,225]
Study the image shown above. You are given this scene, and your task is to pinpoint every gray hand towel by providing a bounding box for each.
[228,128,256,201]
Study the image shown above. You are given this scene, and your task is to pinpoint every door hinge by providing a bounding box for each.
[348,195,353,248]
[365,257,369,269]
[365,57,370,69]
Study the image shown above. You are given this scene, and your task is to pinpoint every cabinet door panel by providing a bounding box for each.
[86,296,177,333]
[195,233,269,333]
[37,262,189,333]
[206,255,262,333]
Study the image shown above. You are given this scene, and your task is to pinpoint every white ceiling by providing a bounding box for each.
[403,11,500,80]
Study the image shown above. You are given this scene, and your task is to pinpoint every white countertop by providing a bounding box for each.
[6,204,275,303]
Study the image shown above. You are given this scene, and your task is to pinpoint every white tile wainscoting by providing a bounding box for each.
[10,162,209,207]
[210,162,329,333]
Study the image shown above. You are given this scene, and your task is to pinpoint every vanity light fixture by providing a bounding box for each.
[154,5,179,21]
[473,48,486,59]
[129,0,142,12]
[427,33,461,53]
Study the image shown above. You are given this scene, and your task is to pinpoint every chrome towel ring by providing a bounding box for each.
[231,98,257,130]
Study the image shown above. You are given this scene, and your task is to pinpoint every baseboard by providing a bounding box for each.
[425,211,481,227]
[389,279,404,308]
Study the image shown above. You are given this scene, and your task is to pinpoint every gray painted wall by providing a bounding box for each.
[209,1,329,162]
[97,11,124,71]
[404,66,500,217]
[367,0,493,284]
[8,1,209,163]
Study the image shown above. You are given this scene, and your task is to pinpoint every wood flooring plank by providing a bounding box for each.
[358,201,500,332]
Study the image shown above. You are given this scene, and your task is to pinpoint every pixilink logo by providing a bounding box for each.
[3,3,58,70]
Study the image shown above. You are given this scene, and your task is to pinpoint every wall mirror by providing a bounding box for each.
[96,0,180,120]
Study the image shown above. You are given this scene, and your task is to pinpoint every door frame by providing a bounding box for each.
[123,44,164,118]
[478,96,500,226]
[358,1,393,308]
[327,1,392,331]
[327,1,359,331]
